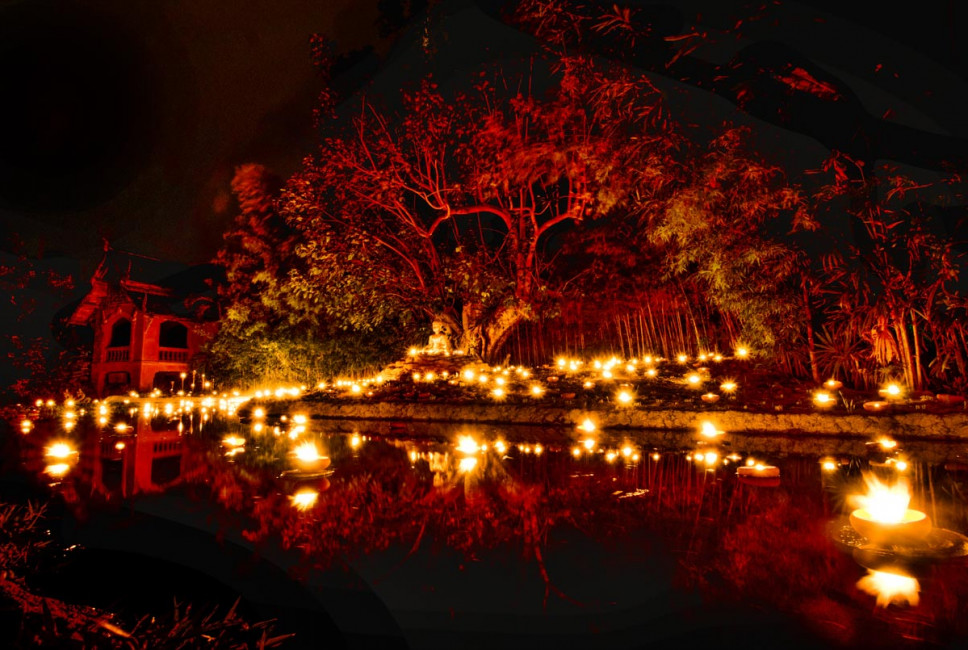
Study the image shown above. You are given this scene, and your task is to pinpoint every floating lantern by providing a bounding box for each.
[820,457,838,472]
[494,440,507,454]
[651,452,661,461]
[824,379,843,391]
[712,354,723,363]
[45,442,76,459]
[616,389,634,405]
[676,354,688,364]
[849,475,931,546]
[530,384,544,396]
[701,392,719,403]
[350,434,362,449]
[703,451,719,466]
[606,451,618,463]
[863,400,890,412]
[571,447,582,458]
[582,438,595,451]
[462,369,476,382]
[20,419,32,433]
[734,346,750,359]
[459,457,479,472]
[645,368,657,378]
[936,394,965,406]
[813,391,835,408]
[579,418,596,433]
[737,462,780,478]
[686,373,702,387]
[491,387,506,399]
[115,442,126,451]
[719,381,737,393]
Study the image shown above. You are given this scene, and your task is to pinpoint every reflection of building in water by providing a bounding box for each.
[91,417,187,498]
[64,243,220,397]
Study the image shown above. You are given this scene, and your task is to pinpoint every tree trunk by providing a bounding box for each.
[803,281,820,383]
[910,309,924,391]
[483,306,527,363]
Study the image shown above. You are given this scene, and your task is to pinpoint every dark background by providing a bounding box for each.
[1,0,967,379]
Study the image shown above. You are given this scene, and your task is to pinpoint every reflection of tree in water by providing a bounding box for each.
[181,432,968,643]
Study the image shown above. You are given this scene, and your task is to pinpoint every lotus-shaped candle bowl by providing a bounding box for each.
[849,508,932,546]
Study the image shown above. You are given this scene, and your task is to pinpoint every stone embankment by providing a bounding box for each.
[246,399,968,440]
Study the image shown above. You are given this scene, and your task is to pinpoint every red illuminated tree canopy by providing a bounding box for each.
[280,55,677,360]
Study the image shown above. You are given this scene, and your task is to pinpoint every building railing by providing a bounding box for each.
[159,348,189,362]
[105,348,130,362]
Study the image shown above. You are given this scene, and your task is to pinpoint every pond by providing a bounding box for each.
[8,398,968,649]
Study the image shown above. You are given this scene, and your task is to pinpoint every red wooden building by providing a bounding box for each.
[67,246,220,397]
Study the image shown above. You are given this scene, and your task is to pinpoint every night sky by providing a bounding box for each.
[1,0,967,355]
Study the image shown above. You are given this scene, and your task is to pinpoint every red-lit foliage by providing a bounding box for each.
[279,52,675,361]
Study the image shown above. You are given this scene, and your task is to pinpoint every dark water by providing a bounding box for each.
[8,400,968,649]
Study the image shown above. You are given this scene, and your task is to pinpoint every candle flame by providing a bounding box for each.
[852,474,911,523]
[45,442,75,459]
[293,442,322,463]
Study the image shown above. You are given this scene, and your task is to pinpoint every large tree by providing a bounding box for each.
[280,56,677,360]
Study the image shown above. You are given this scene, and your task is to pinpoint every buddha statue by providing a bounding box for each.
[424,320,453,355]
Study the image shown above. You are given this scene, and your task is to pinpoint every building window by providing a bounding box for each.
[159,321,189,349]
[108,318,132,347]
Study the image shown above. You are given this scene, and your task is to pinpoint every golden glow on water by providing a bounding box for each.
[700,421,722,438]
[857,570,920,608]
[44,463,71,478]
[456,436,480,455]
[290,489,319,511]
